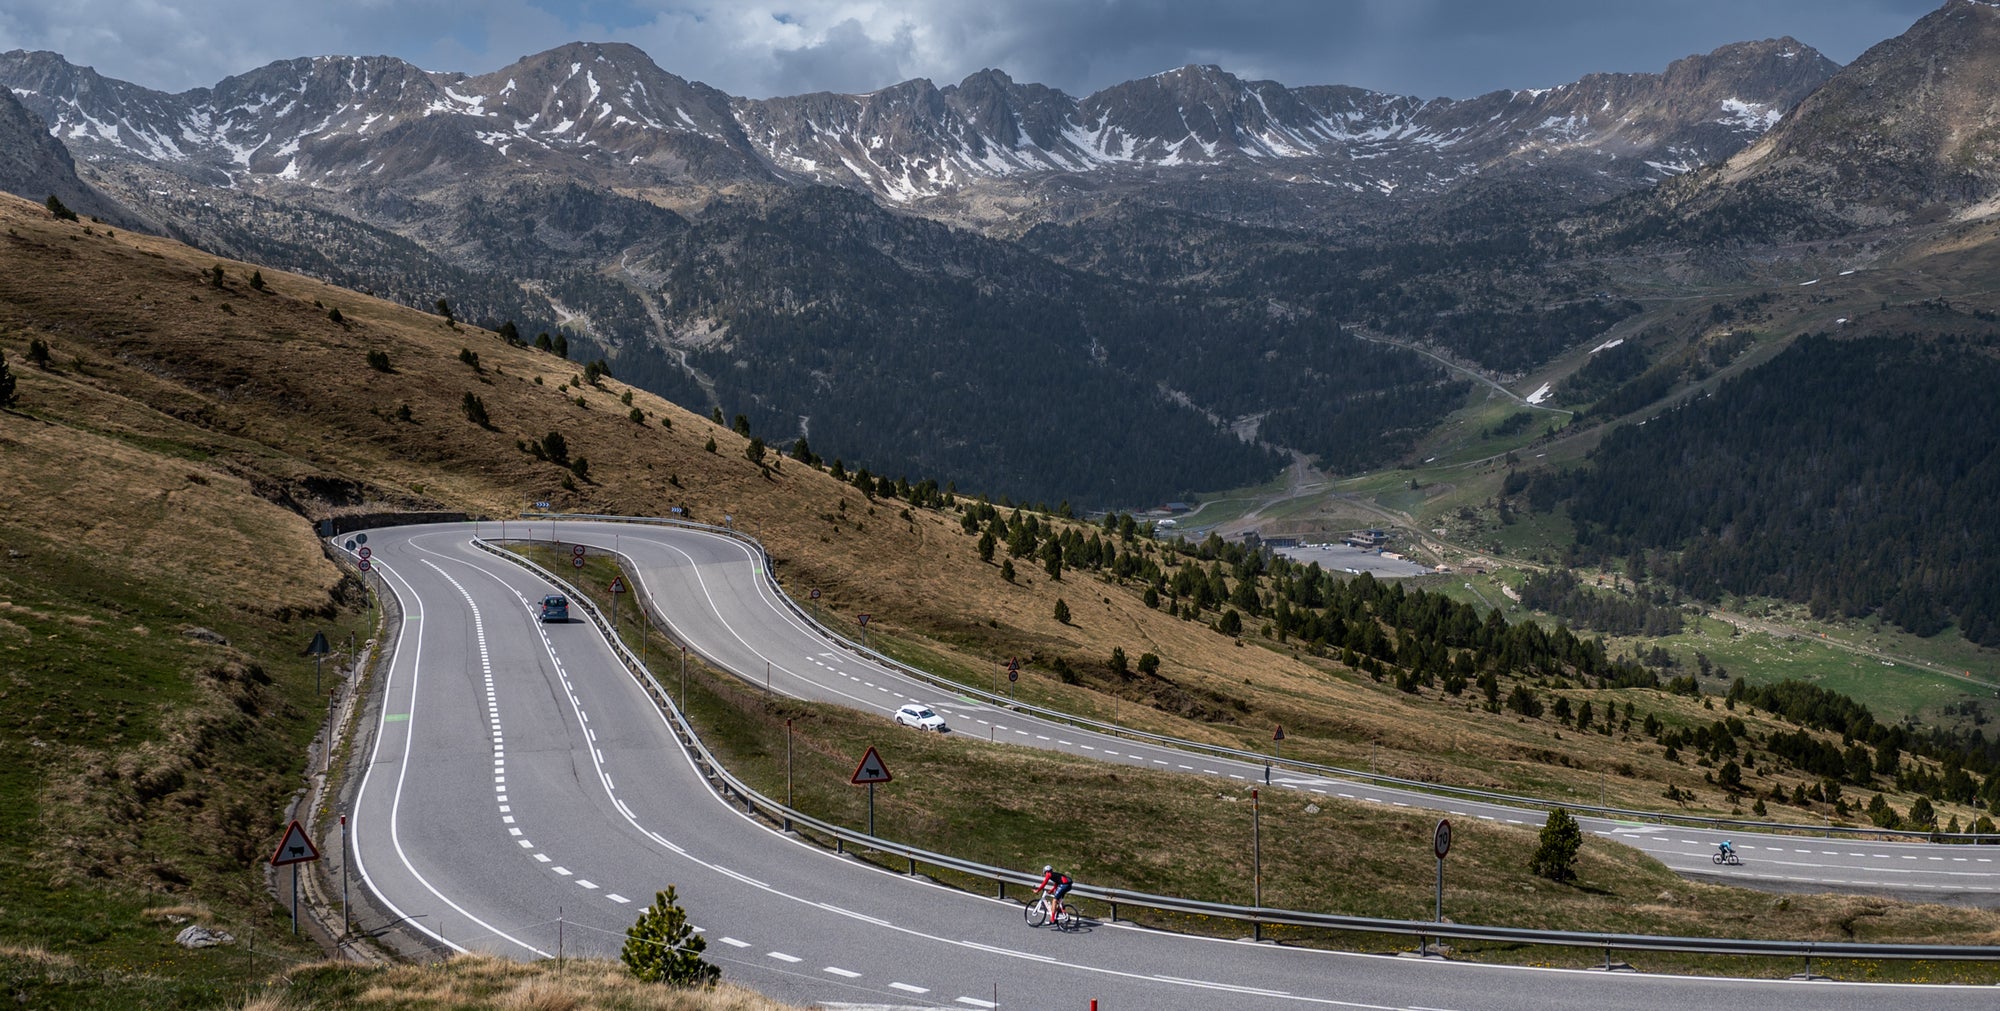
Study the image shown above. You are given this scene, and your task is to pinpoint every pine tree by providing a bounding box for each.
[44,195,77,221]
[541,431,569,464]
[0,351,16,407]
[1053,598,1070,624]
[1217,609,1243,637]
[461,392,490,428]
[1530,807,1582,883]
[249,270,265,291]
[27,338,51,367]
[621,886,718,986]
[977,531,996,563]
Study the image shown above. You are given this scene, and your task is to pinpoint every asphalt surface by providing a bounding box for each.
[341,521,1998,1008]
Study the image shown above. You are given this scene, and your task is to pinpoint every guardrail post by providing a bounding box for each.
[1109,901,1118,923]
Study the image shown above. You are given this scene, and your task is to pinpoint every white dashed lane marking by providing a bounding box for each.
[824,967,861,978]
[719,937,750,948]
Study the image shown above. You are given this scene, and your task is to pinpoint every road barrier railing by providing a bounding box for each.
[477,536,2000,966]
[503,512,1999,846]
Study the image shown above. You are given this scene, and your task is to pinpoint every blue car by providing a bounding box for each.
[540,594,569,623]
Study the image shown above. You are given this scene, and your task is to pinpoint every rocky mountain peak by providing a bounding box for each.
[1713,0,2000,228]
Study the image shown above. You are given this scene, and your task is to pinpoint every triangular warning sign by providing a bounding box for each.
[850,746,893,785]
[269,820,321,866]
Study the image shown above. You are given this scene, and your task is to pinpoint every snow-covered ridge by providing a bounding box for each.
[0,39,1836,200]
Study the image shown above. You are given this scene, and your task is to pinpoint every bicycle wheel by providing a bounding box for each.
[1024,899,1048,927]
[1713,853,1725,865]
[1056,906,1080,931]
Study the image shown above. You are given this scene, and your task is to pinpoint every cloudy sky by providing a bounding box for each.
[0,0,1947,99]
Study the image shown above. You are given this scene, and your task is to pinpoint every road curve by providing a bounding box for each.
[337,522,1994,1008]
[515,518,2000,902]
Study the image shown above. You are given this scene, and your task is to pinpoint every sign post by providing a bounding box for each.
[571,543,586,570]
[270,820,321,935]
[1433,818,1452,924]
[306,631,331,694]
[1272,724,1285,762]
[856,613,871,650]
[1006,657,1020,701]
[1251,787,1263,941]
[608,575,626,630]
[850,746,893,836]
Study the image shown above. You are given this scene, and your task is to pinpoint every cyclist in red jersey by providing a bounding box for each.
[1035,865,1074,919]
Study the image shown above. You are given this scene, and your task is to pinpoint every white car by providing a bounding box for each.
[894,703,948,732]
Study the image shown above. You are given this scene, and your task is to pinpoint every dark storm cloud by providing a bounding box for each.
[0,0,1954,99]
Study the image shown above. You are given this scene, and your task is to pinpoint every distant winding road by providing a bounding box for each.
[333,520,1996,1009]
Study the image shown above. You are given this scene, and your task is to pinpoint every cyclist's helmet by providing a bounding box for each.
[1043,865,1052,873]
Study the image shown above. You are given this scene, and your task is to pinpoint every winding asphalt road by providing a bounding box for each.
[338,521,1996,1008]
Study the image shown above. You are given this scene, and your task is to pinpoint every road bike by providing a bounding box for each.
[1024,893,1081,931]
[1713,850,1742,866]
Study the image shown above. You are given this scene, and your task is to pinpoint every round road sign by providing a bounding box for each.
[810,588,821,600]
[1008,669,1018,683]
[357,546,371,560]
[355,533,367,546]
[1433,818,1452,860]
[571,544,586,558]
[572,556,586,569]
[357,557,372,572]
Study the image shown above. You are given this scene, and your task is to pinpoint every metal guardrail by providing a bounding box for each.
[478,536,2000,965]
[512,512,2000,846]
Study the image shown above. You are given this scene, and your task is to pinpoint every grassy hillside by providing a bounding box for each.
[2,189,1994,1003]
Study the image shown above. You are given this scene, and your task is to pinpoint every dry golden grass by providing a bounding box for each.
[273,953,802,1010]
[0,944,76,968]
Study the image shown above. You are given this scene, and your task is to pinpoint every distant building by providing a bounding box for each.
[1164,502,1192,513]
[1343,528,1391,549]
